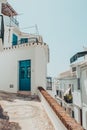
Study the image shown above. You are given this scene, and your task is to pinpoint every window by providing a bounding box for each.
[78,78,80,90]
[46,77,52,90]
[20,38,28,44]
[69,84,71,87]
[0,15,4,43]
[72,67,76,72]
[12,34,18,45]
[60,91,62,98]
[80,109,82,126]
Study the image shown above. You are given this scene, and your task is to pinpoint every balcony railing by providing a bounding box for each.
[4,16,19,27]
[10,17,19,26]
[12,37,39,46]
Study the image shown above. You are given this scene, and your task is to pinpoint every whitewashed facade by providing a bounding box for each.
[56,70,78,117]
[55,50,87,129]
[78,62,87,129]
[70,50,87,129]
[0,0,49,94]
[70,63,82,125]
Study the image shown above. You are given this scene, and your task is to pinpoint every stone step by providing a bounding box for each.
[17,91,31,97]
[17,91,40,101]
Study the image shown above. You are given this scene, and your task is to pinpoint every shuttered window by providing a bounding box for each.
[12,34,18,45]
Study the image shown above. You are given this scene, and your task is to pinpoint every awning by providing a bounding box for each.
[70,51,87,63]
[2,2,18,17]
[64,87,71,96]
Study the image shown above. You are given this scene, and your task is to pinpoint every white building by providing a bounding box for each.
[55,50,87,129]
[80,62,87,130]
[0,0,49,94]
[70,50,87,130]
[56,70,77,117]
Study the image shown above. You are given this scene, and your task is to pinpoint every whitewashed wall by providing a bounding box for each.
[80,67,87,105]
[4,26,20,47]
[73,91,82,107]
[80,67,87,130]
[0,44,48,94]
[74,107,81,124]
[82,105,87,130]
[35,46,47,93]
[38,90,67,130]
[71,62,87,129]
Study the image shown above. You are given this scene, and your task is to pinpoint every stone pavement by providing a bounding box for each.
[0,93,55,130]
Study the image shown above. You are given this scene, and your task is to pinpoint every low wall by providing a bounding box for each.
[3,42,48,51]
[38,87,84,130]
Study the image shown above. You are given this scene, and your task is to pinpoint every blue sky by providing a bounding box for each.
[8,0,87,77]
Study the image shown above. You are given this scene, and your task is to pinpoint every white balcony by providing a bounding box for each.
[4,15,19,27]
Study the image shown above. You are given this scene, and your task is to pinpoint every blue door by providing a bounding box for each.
[19,60,31,91]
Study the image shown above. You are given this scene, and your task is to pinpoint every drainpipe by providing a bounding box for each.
[77,66,83,126]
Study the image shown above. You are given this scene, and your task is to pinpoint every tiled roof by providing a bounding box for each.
[38,87,84,130]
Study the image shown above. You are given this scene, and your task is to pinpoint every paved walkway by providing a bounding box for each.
[0,98,55,130]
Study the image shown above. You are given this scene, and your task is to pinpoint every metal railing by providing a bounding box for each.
[10,17,19,26]
[12,37,39,46]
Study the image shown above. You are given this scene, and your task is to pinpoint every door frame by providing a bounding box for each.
[19,59,31,91]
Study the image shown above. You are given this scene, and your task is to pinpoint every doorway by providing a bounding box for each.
[19,60,31,91]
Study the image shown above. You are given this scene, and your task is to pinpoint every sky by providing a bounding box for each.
[8,0,87,77]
